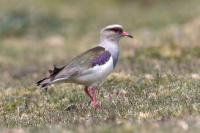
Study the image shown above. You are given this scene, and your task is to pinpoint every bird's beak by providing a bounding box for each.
[122,31,133,38]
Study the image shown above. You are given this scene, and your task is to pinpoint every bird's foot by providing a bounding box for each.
[92,101,100,109]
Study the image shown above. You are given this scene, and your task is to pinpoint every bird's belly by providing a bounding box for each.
[75,57,114,86]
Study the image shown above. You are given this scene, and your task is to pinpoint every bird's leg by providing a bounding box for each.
[84,86,99,109]
[89,87,100,109]
[84,86,93,101]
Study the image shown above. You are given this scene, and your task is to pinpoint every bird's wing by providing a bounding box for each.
[50,46,111,81]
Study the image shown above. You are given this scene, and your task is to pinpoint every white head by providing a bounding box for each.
[100,24,133,43]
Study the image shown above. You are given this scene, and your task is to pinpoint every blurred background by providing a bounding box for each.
[0,0,200,88]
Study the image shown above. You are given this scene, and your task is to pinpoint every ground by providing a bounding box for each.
[0,0,200,132]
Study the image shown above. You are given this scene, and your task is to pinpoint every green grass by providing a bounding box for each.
[1,74,200,132]
[1,0,200,132]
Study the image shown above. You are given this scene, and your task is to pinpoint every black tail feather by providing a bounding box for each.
[36,77,51,90]
[37,77,47,86]
[37,65,65,90]
[49,65,65,77]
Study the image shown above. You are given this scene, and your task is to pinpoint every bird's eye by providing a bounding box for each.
[107,28,122,33]
[112,28,122,33]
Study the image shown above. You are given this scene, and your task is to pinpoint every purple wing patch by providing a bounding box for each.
[90,51,111,67]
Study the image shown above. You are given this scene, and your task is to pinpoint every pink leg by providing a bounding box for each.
[84,86,99,109]
[84,86,93,100]
[89,87,100,109]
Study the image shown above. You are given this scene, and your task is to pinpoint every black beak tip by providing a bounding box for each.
[128,35,133,38]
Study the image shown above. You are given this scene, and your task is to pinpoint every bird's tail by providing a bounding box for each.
[36,77,51,90]
[36,65,65,90]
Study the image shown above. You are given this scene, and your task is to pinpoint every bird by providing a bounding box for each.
[37,24,133,109]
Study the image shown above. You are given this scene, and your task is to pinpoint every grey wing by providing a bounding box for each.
[52,46,106,81]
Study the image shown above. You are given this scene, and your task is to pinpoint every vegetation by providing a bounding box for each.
[0,0,200,132]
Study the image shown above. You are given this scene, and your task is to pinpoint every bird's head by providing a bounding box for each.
[100,24,133,42]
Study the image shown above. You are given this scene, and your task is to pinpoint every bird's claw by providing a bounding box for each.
[92,101,100,109]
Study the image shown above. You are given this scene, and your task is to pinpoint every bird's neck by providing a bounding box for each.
[99,39,120,67]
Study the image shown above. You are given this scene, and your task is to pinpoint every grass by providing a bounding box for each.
[1,0,200,132]
[1,74,200,132]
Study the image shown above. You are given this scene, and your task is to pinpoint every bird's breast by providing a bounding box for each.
[75,57,114,86]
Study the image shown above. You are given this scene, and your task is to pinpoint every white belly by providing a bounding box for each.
[76,57,114,86]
